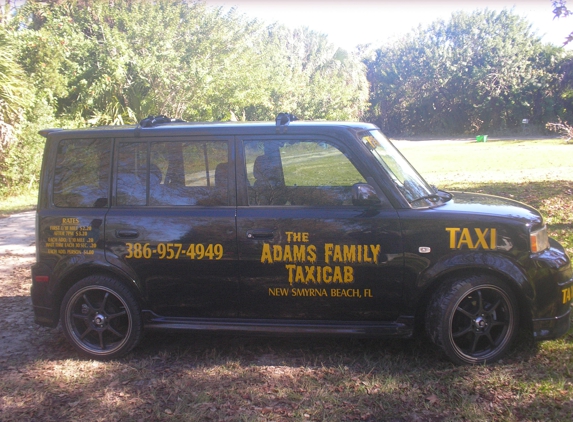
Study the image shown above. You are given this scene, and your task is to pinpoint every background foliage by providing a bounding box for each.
[364,9,573,135]
[0,0,572,197]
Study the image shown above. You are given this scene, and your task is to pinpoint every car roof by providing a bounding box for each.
[39,120,378,140]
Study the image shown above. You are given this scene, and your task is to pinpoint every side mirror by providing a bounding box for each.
[352,183,381,206]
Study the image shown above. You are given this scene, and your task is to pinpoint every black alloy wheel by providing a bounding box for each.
[426,275,519,365]
[61,276,142,359]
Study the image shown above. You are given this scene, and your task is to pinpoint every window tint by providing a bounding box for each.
[116,142,147,206]
[53,139,111,208]
[245,140,366,206]
[150,141,229,206]
[116,141,229,206]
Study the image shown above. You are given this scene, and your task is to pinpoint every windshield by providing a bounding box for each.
[361,130,440,208]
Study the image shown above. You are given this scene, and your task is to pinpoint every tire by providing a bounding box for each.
[426,274,519,365]
[60,275,143,360]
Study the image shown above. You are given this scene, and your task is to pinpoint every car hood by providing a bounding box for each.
[439,191,543,227]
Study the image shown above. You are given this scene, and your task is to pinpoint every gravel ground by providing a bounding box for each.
[0,212,69,364]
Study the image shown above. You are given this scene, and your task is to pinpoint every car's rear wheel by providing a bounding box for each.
[61,275,142,359]
[426,274,519,365]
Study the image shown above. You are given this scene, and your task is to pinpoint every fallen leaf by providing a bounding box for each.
[425,394,439,405]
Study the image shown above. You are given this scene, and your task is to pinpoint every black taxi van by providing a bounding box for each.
[32,114,573,365]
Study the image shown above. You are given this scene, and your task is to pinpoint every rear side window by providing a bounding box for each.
[116,142,147,206]
[116,140,229,206]
[53,139,111,208]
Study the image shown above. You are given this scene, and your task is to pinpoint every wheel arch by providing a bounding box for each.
[53,263,145,326]
[413,257,534,335]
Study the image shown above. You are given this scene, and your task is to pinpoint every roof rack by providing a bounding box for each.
[275,113,298,133]
[134,115,186,137]
[139,115,185,128]
[276,113,298,127]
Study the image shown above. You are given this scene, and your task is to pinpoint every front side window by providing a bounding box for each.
[244,140,366,206]
[116,140,229,206]
[53,138,111,208]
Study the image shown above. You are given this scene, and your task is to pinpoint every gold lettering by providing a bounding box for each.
[324,243,333,264]
[562,289,567,304]
[370,245,381,264]
[474,228,490,249]
[363,245,372,263]
[286,231,310,243]
[307,245,317,263]
[285,264,296,285]
[344,266,354,282]
[295,265,305,283]
[261,243,273,263]
[457,228,474,249]
[269,287,289,296]
[283,245,293,262]
[304,266,316,283]
[332,266,342,282]
[343,245,356,263]
[323,266,332,283]
[291,288,327,297]
[333,246,343,263]
[331,288,362,298]
[446,227,460,248]
[293,245,305,262]
[446,227,499,250]
[273,245,283,262]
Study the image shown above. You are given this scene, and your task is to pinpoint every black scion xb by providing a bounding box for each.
[31,114,573,364]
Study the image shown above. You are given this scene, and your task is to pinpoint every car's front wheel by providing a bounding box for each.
[60,275,142,359]
[426,274,519,365]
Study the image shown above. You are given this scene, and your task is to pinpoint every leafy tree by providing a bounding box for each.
[247,24,368,121]
[0,27,32,127]
[11,0,368,124]
[0,20,35,195]
[553,0,573,44]
[1,0,368,196]
[364,9,563,135]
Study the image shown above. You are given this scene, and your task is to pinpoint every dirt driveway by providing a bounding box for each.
[0,211,68,363]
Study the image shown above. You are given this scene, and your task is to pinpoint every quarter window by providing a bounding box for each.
[53,139,111,208]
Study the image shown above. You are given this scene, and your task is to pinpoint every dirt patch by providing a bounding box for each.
[0,212,71,364]
[0,254,69,363]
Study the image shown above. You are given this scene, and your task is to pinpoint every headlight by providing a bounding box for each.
[530,225,549,253]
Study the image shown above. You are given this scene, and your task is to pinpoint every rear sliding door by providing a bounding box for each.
[104,137,238,318]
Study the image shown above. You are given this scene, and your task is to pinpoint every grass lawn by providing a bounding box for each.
[397,138,573,257]
[0,191,37,217]
[396,138,573,185]
[1,137,572,421]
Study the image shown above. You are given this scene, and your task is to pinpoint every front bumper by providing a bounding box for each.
[530,242,572,340]
[533,305,571,340]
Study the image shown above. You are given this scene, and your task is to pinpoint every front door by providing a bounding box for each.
[236,136,404,321]
[105,137,238,318]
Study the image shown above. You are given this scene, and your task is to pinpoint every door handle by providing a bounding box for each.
[116,229,139,239]
[246,230,275,240]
